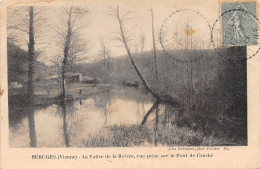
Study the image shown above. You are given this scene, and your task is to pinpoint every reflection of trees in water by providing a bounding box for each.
[103,101,108,126]
[27,106,37,147]
[16,90,244,147]
[50,92,113,147]
[154,105,159,146]
[141,101,160,125]
[139,98,246,146]
[60,100,70,147]
[92,91,111,109]
[14,86,246,147]
[92,91,112,126]
[141,102,171,146]
[56,99,77,147]
[140,102,202,146]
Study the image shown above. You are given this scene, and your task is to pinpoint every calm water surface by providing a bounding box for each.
[9,87,154,147]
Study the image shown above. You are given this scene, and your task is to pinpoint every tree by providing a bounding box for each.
[105,49,111,70]
[8,6,48,147]
[7,6,47,100]
[111,6,180,106]
[98,38,112,82]
[151,7,158,81]
[140,34,145,55]
[111,6,158,97]
[51,7,88,99]
[27,7,35,101]
[98,38,111,70]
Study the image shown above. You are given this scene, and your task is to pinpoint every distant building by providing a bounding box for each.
[42,73,83,84]
[42,75,60,84]
[65,73,82,82]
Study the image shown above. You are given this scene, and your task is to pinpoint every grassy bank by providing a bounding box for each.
[83,123,242,147]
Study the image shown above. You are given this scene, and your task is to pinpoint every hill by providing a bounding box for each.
[7,42,48,85]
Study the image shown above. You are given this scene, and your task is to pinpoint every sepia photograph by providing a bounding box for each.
[6,2,250,148]
[1,0,260,168]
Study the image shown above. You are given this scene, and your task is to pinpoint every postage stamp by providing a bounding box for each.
[221,2,258,46]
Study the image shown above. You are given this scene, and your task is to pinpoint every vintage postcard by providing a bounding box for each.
[0,0,260,168]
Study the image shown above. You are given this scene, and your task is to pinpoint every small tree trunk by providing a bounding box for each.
[151,7,158,81]
[107,53,110,70]
[27,6,35,101]
[116,6,158,98]
[61,100,69,147]
[103,48,106,67]
[141,100,160,125]
[28,107,37,147]
[27,6,37,147]
[115,7,180,107]
[61,8,73,99]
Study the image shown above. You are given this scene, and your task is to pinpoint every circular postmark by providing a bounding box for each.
[211,8,260,61]
[159,9,212,63]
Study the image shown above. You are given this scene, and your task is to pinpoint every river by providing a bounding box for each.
[10,86,238,147]
[9,87,159,147]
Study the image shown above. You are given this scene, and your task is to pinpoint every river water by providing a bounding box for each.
[9,87,157,147]
[10,86,241,147]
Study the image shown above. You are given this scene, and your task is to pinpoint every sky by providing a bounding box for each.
[8,0,222,65]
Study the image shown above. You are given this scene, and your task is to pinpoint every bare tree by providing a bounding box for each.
[7,6,48,147]
[99,38,106,67]
[98,38,112,82]
[98,38,111,69]
[151,7,158,81]
[111,6,158,97]
[111,6,180,106]
[7,6,47,100]
[140,33,145,55]
[105,49,111,70]
[51,7,88,99]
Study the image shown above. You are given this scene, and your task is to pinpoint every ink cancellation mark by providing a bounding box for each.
[221,2,258,46]
[211,2,260,60]
[159,9,211,63]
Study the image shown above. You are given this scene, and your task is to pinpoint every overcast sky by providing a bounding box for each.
[8,0,221,65]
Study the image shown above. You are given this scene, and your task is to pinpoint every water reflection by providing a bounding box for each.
[60,100,70,147]
[154,105,159,146]
[140,101,159,125]
[27,106,37,147]
[9,86,246,147]
[9,87,154,147]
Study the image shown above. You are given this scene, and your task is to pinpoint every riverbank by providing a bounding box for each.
[8,83,113,107]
